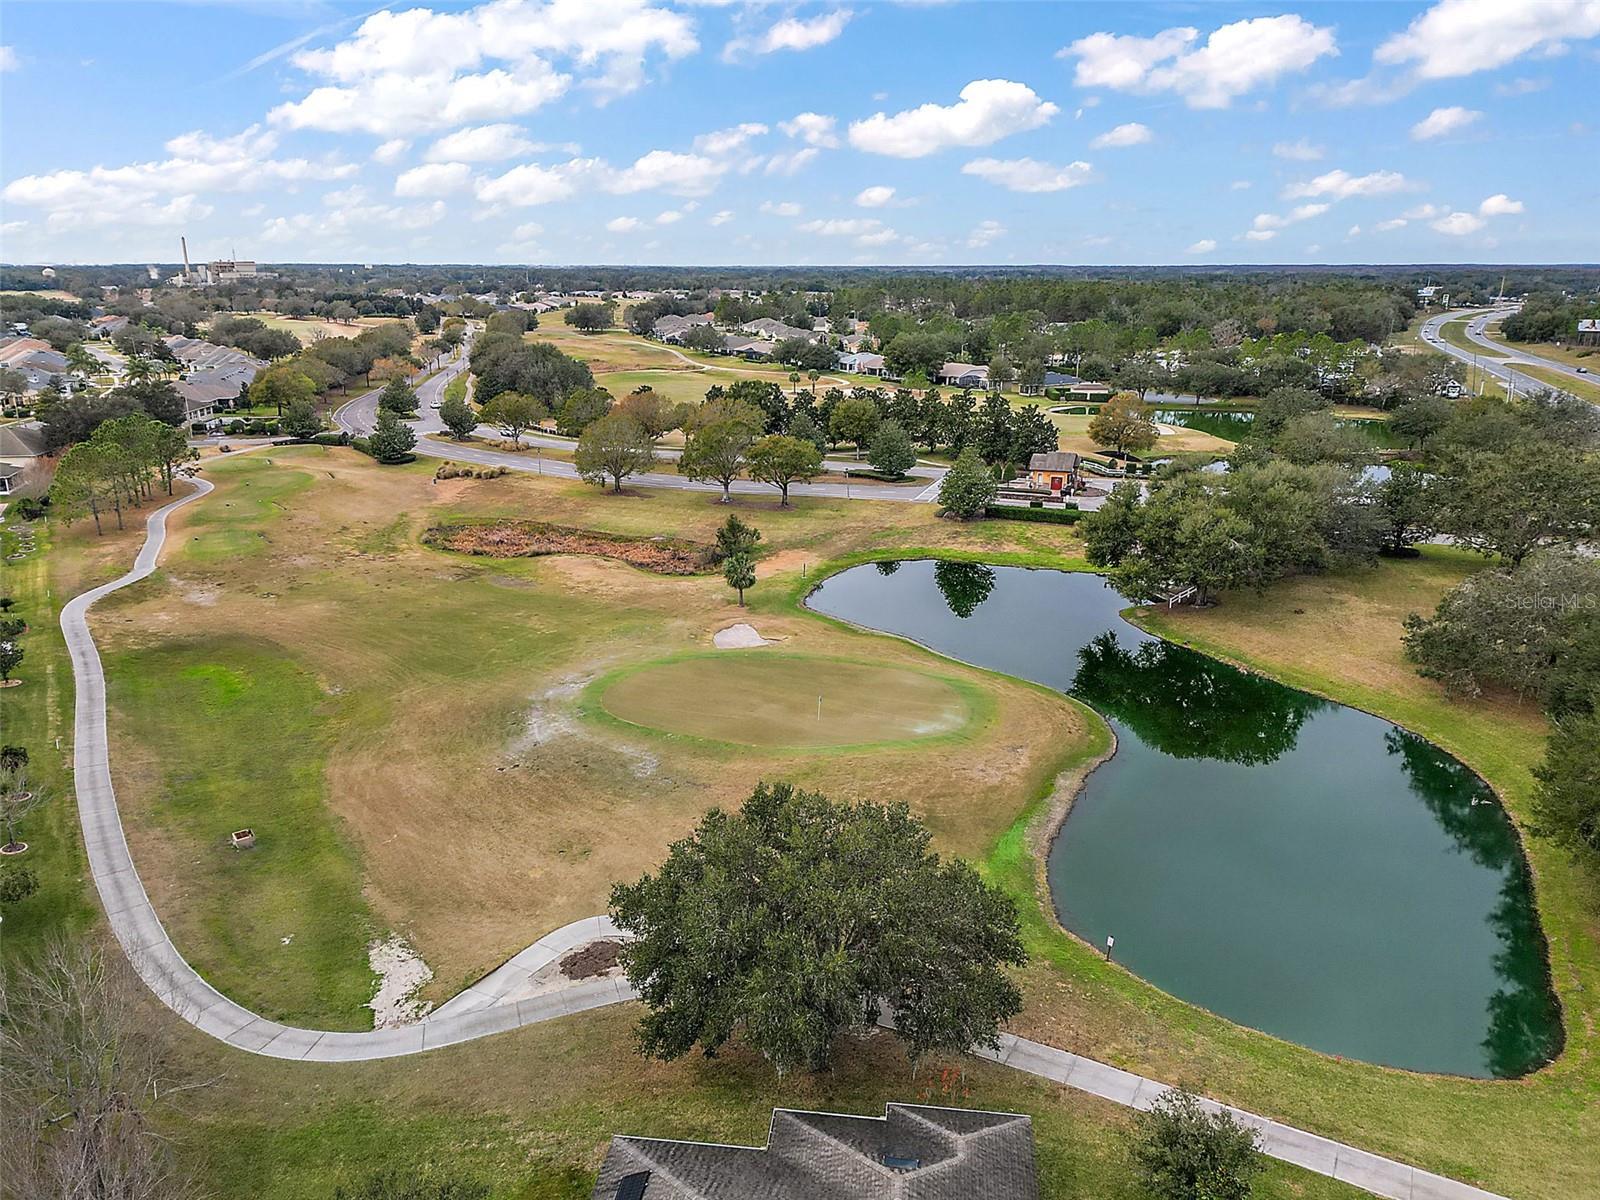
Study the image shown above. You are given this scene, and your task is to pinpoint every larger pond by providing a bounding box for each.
[806,561,1561,1078]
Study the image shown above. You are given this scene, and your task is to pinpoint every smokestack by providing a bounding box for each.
[181,236,192,279]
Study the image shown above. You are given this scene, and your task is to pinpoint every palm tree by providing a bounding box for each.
[807,369,821,394]
[124,357,154,384]
[65,342,98,379]
[788,371,800,397]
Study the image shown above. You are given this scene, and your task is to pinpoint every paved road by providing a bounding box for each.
[334,345,947,504]
[58,478,1506,1200]
[1420,307,1587,401]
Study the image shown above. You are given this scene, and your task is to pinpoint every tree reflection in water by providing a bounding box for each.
[1384,728,1563,1076]
[932,560,997,619]
[1070,631,1324,765]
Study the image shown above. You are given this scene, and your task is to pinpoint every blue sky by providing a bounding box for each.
[2,0,1597,266]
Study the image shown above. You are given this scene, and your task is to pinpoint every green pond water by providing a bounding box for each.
[806,561,1561,1078]
[1153,408,1407,448]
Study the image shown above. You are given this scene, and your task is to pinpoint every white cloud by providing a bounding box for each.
[961,157,1094,193]
[760,200,802,217]
[1187,238,1217,253]
[606,215,643,232]
[856,228,902,248]
[1062,15,1337,108]
[270,0,698,135]
[373,139,411,164]
[693,122,768,155]
[474,158,598,206]
[763,148,819,176]
[966,219,1006,249]
[608,149,728,195]
[1090,122,1153,149]
[1,129,355,231]
[395,161,475,196]
[1376,0,1600,80]
[0,46,18,72]
[1432,210,1485,235]
[655,209,683,224]
[512,221,544,240]
[1403,203,1446,219]
[1283,169,1413,199]
[709,210,734,226]
[259,198,447,252]
[1374,217,1409,231]
[798,217,883,237]
[1243,229,1277,241]
[848,79,1058,158]
[778,112,840,148]
[1410,105,1482,140]
[1272,138,1324,161]
[1230,179,1252,190]
[427,123,543,162]
[856,185,896,208]
[1494,76,1549,96]
[1478,193,1524,215]
[725,9,853,60]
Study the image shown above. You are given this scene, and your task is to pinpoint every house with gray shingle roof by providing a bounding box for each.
[591,1103,1038,1200]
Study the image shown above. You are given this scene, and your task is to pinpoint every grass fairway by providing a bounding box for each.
[105,639,379,1028]
[218,312,404,346]
[595,654,976,749]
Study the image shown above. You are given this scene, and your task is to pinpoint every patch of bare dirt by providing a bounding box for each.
[425,520,715,575]
[559,940,623,980]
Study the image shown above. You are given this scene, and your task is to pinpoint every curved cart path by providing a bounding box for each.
[60,479,1506,1200]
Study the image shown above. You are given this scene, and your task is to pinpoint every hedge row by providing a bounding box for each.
[983,504,1082,525]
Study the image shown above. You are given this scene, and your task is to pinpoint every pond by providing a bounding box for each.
[805,561,1561,1078]
[1153,408,1407,449]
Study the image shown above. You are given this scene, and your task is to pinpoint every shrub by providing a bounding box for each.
[983,504,1081,524]
[1129,1087,1264,1200]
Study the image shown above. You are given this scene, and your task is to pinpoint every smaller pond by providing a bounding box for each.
[1154,408,1406,449]
[806,561,1561,1078]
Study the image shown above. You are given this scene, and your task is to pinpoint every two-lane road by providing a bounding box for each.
[335,342,948,504]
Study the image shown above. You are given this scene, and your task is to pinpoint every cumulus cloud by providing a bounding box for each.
[1376,0,1600,80]
[725,9,852,60]
[608,149,728,195]
[1410,105,1482,140]
[798,217,883,237]
[1,126,355,232]
[654,209,682,224]
[269,0,698,136]
[395,161,475,196]
[763,148,819,176]
[848,79,1058,158]
[259,198,447,252]
[856,185,896,207]
[606,215,642,232]
[1283,169,1413,199]
[1243,229,1277,241]
[1251,203,1330,232]
[966,219,1006,248]
[1090,122,1153,148]
[709,209,734,226]
[1478,193,1524,215]
[474,158,599,206]
[1061,15,1337,108]
[427,123,545,162]
[961,157,1094,193]
[373,139,411,164]
[694,122,769,156]
[778,112,841,148]
[1431,210,1485,235]
[1187,238,1217,253]
[760,200,802,217]
[1272,138,1324,161]
[0,46,18,72]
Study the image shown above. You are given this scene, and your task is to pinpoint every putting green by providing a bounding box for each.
[595,654,974,748]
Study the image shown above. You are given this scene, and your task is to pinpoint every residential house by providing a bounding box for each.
[89,314,130,339]
[723,336,776,360]
[740,317,821,343]
[652,313,714,342]
[592,1103,1039,1200]
[1020,371,1112,401]
[937,361,990,389]
[839,332,873,353]
[176,365,254,420]
[0,339,73,393]
[0,420,51,496]
[838,351,887,377]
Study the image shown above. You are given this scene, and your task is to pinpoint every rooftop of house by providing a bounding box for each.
[0,421,50,458]
[0,337,55,364]
[1029,451,1082,473]
[592,1104,1038,1200]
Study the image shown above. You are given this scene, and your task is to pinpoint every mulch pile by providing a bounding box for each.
[559,940,623,980]
[425,521,714,575]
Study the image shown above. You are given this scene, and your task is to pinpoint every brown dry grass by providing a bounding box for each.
[88,448,1088,1003]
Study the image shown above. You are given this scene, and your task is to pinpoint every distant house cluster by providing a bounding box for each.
[0,337,72,394]
[592,1104,1040,1200]
[164,335,266,421]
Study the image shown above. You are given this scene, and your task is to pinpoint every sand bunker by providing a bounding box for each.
[713,623,772,649]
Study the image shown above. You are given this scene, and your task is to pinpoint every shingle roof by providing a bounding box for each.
[1029,451,1081,473]
[0,421,50,458]
[591,1104,1038,1200]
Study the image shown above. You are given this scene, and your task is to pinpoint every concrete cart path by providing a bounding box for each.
[61,480,1507,1200]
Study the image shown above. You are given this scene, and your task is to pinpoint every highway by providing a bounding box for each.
[1418,307,1590,402]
